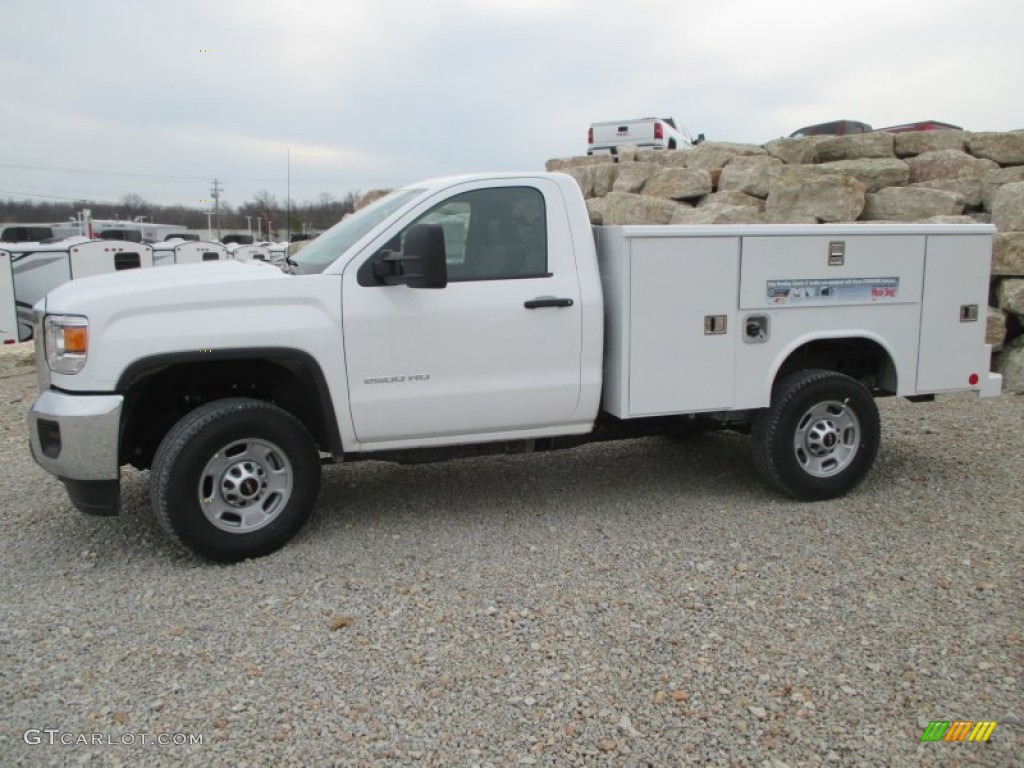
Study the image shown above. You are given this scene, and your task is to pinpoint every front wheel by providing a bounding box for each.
[751,370,880,500]
[151,398,321,562]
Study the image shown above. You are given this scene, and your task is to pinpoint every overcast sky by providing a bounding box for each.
[1,0,1022,212]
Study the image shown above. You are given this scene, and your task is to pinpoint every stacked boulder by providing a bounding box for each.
[546,131,1024,393]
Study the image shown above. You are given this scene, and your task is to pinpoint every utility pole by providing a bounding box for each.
[210,178,223,240]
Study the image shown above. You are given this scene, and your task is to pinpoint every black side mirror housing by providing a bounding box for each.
[372,223,448,288]
[402,224,448,289]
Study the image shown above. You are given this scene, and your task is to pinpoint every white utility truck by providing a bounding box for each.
[588,117,699,155]
[26,173,1001,561]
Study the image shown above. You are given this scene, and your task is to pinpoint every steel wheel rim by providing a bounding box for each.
[198,438,294,533]
[792,399,860,478]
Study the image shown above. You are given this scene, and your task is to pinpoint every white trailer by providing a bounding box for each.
[151,241,228,266]
[172,241,228,264]
[228,245,271,262]
[8,240,152,339]
[0,250,18,344]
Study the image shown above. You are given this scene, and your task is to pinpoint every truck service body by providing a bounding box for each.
[26,172,1002,561]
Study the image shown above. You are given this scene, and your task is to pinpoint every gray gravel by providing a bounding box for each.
[1,343,1021,767]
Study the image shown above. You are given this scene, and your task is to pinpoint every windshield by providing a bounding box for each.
[288,188,423,274]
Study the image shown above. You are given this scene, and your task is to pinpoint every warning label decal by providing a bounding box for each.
[766,277,900,305]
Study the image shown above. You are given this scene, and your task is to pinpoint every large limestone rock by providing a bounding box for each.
[991,182,1024,231]
[815,132,895,162]
[922,215,978,224]
[643,168,713,201]
[994,335,1024,394]
[982,167,1024,212]
[587,192,685,225]
[636,149,691,168]
[967,132,1024,166]
[913,178,984,208]
[615,144,640,163]
[766,174,866,223]
[862,187,965,221]
[906,150,992,183]
[698,190,766,211]
[997,278,1024,316]
[545,156,609,172]
[718,157,783,199]
[819,158,911,192]
[987,307,1007,352]
[893,130,968,158]
[764,137,817,165]
[993,233,1024,276]
[775,159,909,193]
[611,163,659,193]
[565,163,618,198]
[683,142,767,171]
[669,204,762,225]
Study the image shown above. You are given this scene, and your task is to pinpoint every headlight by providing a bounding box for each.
[44,315,89,374]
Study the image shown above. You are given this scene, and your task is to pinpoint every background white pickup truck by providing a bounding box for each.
[27,172,1001,561]
[588,117,699,155]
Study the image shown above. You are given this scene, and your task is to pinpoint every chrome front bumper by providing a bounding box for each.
[28,390,123,481]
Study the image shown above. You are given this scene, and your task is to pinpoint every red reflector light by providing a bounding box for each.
[587,127,593,144]
[3,339,14,345]
[969,373,980,386]
[654,123,664,140]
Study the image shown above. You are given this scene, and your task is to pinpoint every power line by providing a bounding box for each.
[0,161,399,186]
[0,162,210,181]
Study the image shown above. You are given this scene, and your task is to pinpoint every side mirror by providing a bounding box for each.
[402,224,448,289]
[373,223,448,289]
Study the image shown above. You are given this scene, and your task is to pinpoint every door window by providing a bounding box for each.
[367,186,549,283]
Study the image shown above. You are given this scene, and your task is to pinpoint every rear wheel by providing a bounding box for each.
[752,370,879,500]
[151,398,321,562]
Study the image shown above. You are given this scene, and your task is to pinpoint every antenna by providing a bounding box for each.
[286,149,291,243]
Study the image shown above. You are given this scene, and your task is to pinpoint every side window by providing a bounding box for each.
[369,186,548,283]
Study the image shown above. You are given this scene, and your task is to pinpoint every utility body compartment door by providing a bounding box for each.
[916,234,993,392]
[342,179,585,446]
[598,230,739,417]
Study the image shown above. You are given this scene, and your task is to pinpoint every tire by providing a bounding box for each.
[151,398,321,562]
[751,370,880,501]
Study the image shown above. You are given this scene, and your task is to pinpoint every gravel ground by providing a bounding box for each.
[1,342,1021,767]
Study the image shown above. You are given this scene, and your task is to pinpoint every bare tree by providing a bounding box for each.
[120,193,149,220]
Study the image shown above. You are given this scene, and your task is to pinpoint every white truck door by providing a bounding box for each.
[342,180,583,445]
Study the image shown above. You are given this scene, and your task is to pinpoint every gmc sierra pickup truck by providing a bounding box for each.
[27,172,1002,561]
[588,117,699,155]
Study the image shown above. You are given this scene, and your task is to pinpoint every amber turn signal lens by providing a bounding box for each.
[63,326,88,355]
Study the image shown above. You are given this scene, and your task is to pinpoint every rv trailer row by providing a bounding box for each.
[0,238,285,343]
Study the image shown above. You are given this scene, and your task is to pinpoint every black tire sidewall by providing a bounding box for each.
[154,400,320,562]
[760,372,880,500]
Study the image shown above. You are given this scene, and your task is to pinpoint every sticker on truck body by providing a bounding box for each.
[766,277,900,305]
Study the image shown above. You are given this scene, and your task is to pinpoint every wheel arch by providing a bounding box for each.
[116,348,343,469]
[770,333,901,397]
